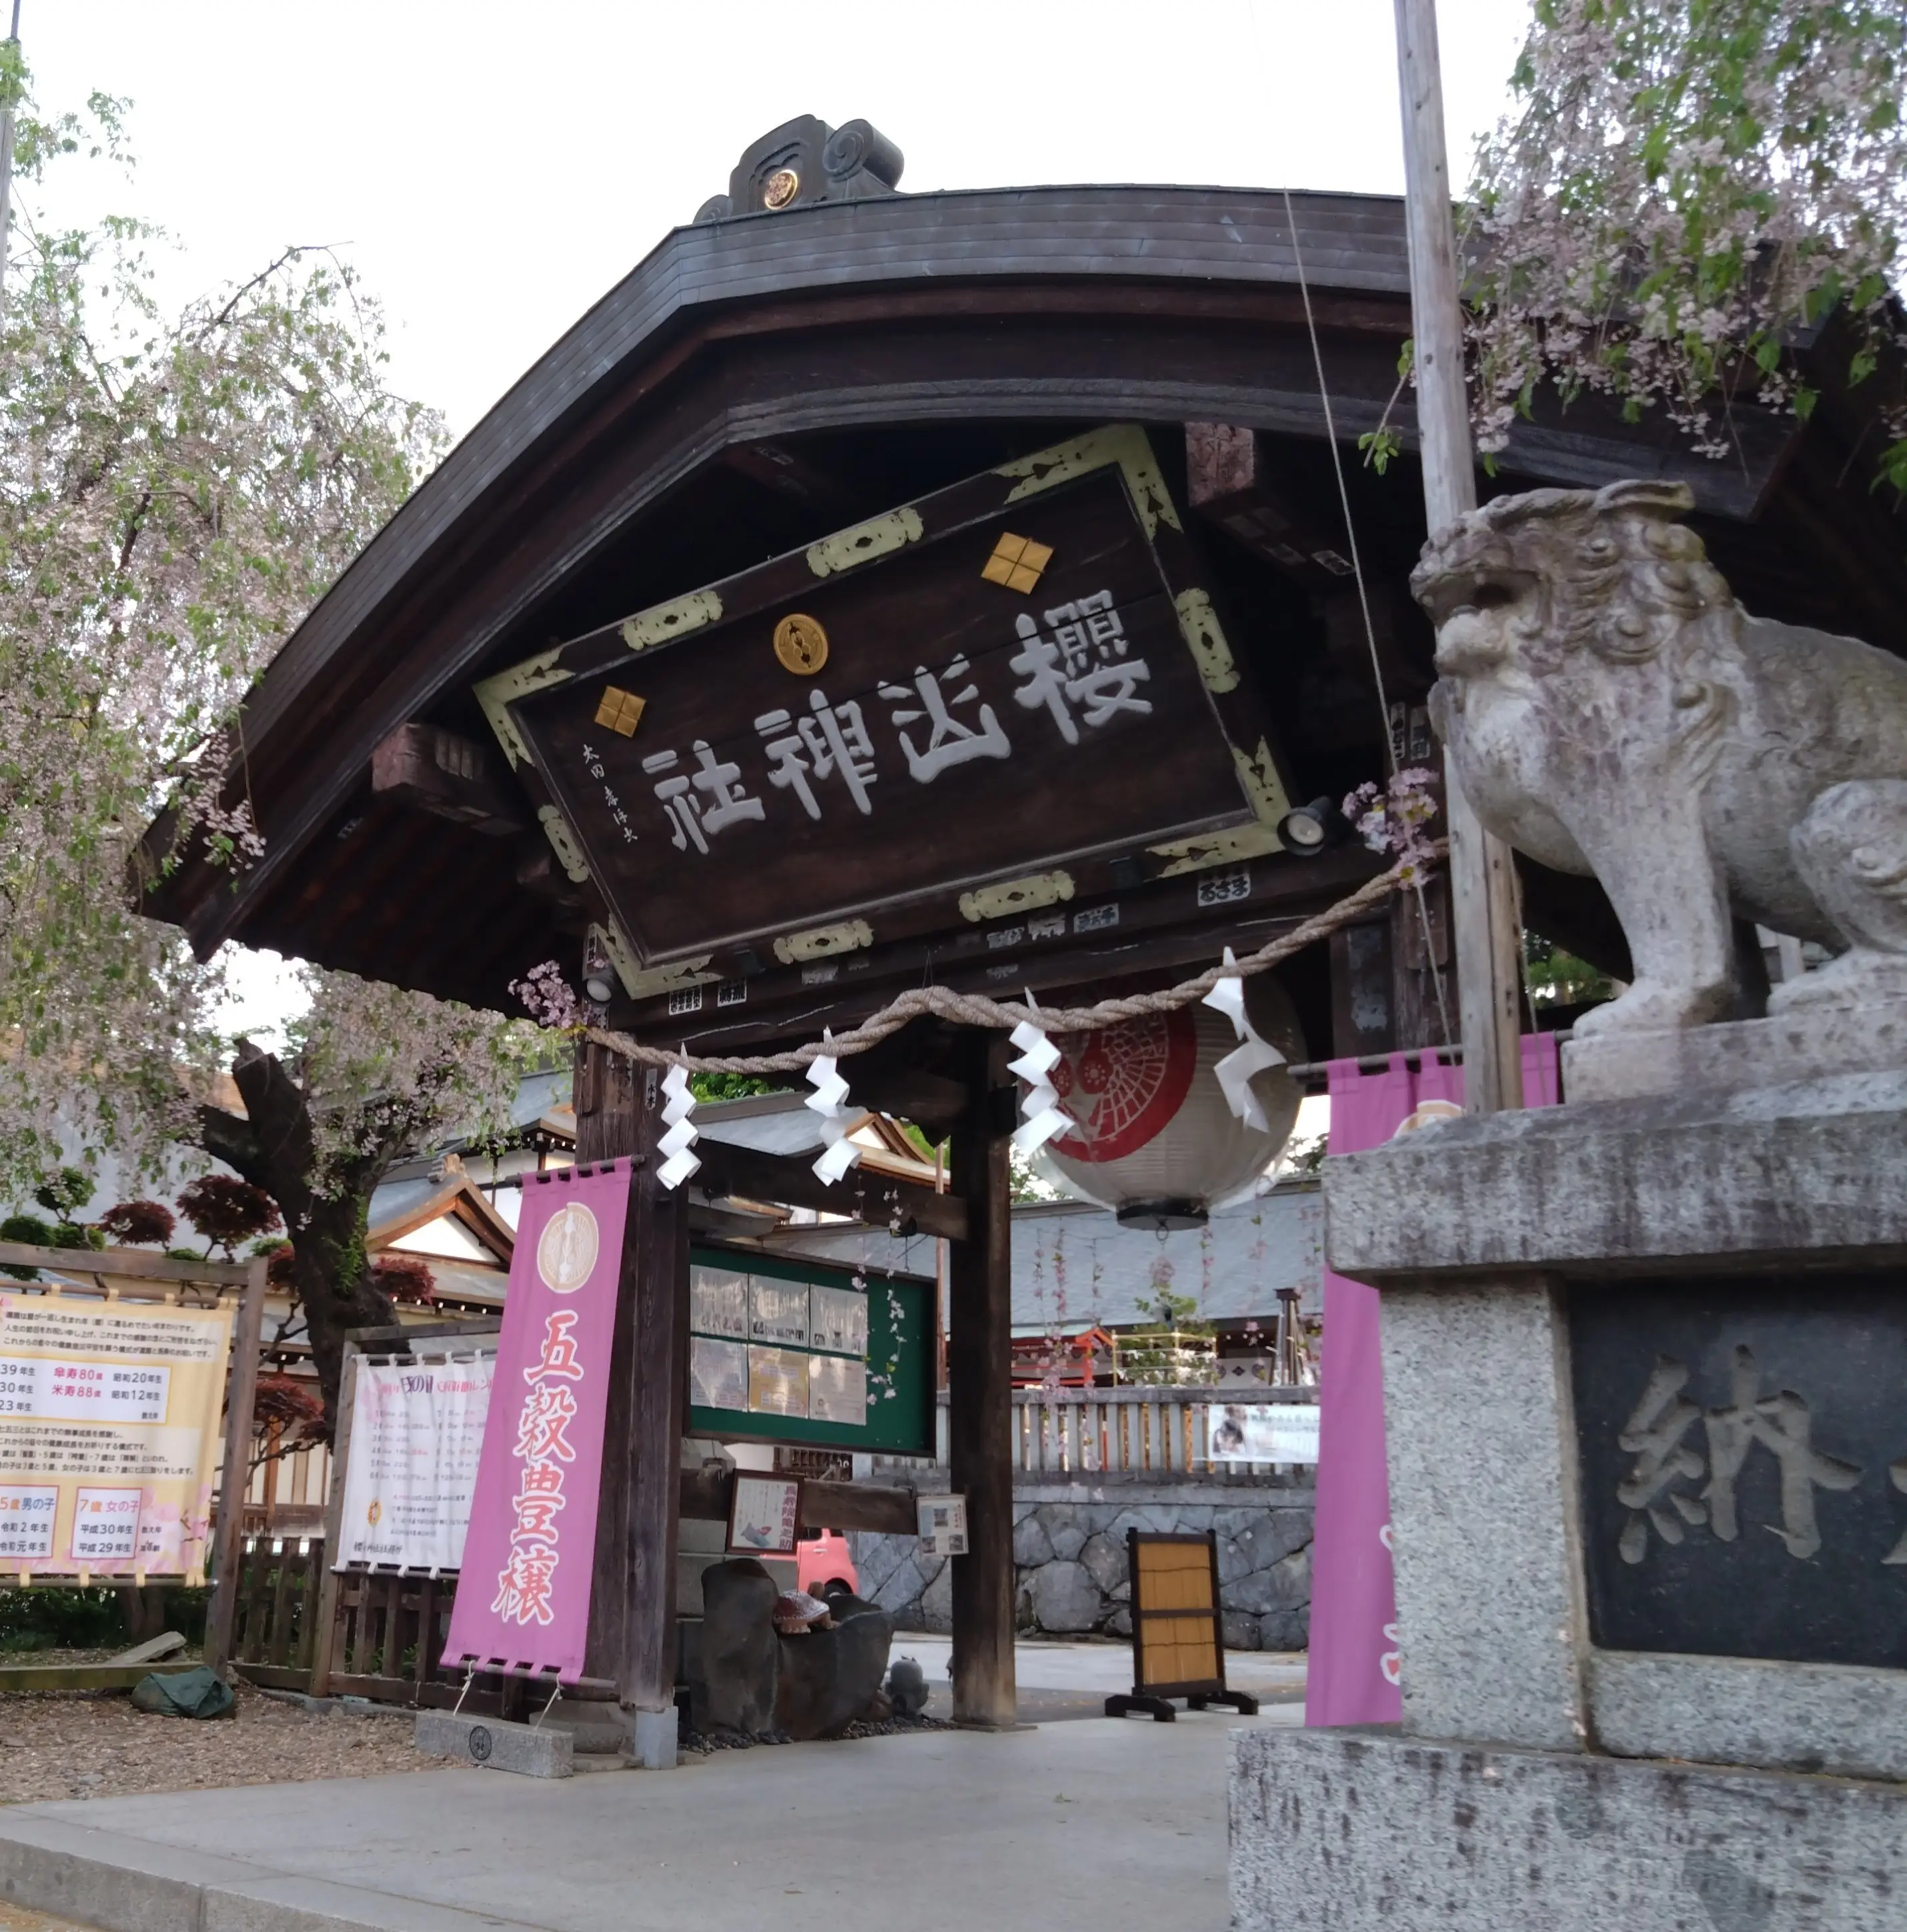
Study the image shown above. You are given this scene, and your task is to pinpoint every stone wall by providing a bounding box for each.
[848,1473,1314,1651]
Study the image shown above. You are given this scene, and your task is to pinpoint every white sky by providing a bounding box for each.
[24,0,1531,437]
[23,0,1531,1042]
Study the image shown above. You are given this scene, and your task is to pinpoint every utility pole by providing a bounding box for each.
[0,0,21,317]
[1392,0,1524,1114]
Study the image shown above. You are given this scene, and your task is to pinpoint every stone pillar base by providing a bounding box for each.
[1231,1727,1904,1931]
[629,1704,679,1769]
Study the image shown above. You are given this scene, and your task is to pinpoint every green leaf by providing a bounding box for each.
[1873,438,1907,500]
[1357,427,1402,476]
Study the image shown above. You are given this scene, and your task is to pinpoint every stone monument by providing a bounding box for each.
[1230,484,1907,1930]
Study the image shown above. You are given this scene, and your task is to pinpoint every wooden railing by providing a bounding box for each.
[241,1438,332,1531]
[228,1532,474,1709]
[1011,1385,1317,1477]
[226,1533,327,1689]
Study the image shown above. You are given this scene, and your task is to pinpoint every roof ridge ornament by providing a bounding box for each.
[694,115,904,224]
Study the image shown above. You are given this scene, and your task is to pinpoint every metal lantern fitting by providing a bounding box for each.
[1277,796,1355,857]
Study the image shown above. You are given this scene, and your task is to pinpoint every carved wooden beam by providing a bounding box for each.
[370,723,526,837]
[692,1136,967,1243]
[721,439,864,521]
[678,1465,920,1536]
[826,1045,969,1140]
[1186,423,1359,583]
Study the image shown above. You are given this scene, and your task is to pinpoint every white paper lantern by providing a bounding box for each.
[1040,980,1306,1228]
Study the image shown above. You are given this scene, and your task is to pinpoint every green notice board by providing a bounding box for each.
[686,1244,936,1457]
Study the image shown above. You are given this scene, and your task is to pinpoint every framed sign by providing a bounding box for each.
[687,1247,935,1457]
[477,425,1292,985]
[916,1494,969,1557]
[728,1474,803,1558]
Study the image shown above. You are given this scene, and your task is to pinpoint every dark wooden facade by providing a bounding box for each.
[144,181,1906,1044]
[140,157,1907,1731]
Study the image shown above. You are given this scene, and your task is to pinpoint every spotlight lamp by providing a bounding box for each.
[1277,796,1355,858]
[583,967,616,1005]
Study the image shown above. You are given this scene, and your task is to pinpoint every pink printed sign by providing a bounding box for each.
[443,1160,630,1681]
[1305,1036,1559,1728]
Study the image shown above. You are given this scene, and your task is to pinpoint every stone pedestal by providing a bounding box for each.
[1232,1729,1904,1931]
[1228,1040,1907,1930]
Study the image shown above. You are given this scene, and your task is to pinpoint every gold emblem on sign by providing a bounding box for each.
[593,686,646,736]
[536,1202,600,1294]
[982,532,1054,594]
[762,167,800,210]
[773,612,830,676]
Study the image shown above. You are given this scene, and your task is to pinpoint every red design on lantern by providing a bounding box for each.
[1050,1010,1198,1164]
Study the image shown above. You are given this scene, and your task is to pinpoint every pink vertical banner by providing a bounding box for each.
[1305,1054,1413,1727]
[444,1160,630,1681]
[1305,1035,1561,1728]
[1413,1032,1563,1113]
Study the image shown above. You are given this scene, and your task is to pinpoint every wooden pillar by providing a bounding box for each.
[575,1036,688,1712]
[1391,718,1455,1052]
[205,1255,267,1678]
[1329,920,1395,1060]
[620,1071,688,1713]
[1394,0,1525,1114]
[307,1337,363,1699]
[946,1028,1017,1729]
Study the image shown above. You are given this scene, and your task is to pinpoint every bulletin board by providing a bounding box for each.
[686,1246,935,1458]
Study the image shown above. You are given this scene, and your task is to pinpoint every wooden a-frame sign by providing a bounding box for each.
[1106,1529,1259,1722]
[477,425,1294,991]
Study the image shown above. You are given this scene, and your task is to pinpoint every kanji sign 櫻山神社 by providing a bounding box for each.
[476,426,1291,982]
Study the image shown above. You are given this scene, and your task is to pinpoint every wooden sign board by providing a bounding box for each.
[1105,1529,1259,1722]
[478,427,1291,987]
[686,1247,936,1458]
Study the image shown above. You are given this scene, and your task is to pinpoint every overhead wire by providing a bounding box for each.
[1279,180,1453,1046]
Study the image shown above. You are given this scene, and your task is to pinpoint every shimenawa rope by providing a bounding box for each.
[584,840,1444,1077]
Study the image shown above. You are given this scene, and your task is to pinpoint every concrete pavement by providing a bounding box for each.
[0,1704,1302,1932]
[892,1635,1306,1698]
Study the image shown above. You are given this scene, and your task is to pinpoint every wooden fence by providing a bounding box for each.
[1011,1385,1317,1477]
[224,1533,326,1689]
[227,1533,474,1709]
[241,1438,332,1533]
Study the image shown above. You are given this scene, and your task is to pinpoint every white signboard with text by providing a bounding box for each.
[334,1354,494,1572]
[1209,1402,1321,1465]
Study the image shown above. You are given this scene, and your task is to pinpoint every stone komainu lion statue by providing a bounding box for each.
[1414,480,1907,1036]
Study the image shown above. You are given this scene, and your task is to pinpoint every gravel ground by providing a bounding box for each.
[0,1681,448,1805]
[680,1713,950,1754]
[0,1905,95,1932]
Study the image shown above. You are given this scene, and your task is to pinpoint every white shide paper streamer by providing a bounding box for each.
[1008,1014,1075,1157]
[1201,948,1287,1132]
[656,1064,702,1190]
[805,1044,862,1185]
